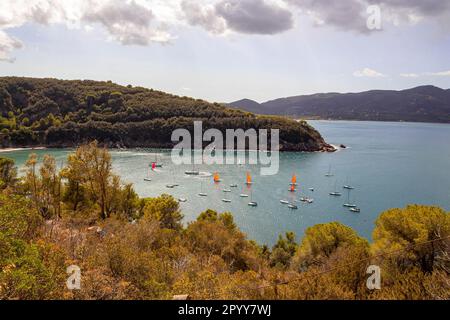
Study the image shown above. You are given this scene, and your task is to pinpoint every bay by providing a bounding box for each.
[3,120,450,245]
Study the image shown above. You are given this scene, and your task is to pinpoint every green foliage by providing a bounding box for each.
[142,194,183,230]
[0,157,17,189]
[0,77,329,151]
[293,222,369,270]
[0,146,448,300]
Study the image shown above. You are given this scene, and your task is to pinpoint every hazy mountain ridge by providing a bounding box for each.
[230,86,450,123]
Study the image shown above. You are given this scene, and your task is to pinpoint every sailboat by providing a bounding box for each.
[153,153,163,168]
[245,172,253,185]
[350,207,361,213]
[144,163,153,182]
[223,189,232,193]
[230,184,238,188]
[198,180,207,197]
[247,188,257,207]
[290,174,298,186]
[222,198,232,203]
[329,181,342,196]
[343,189,357,208]
[325,165,334,177]
[289,184,296,193]
[288,203,298,210]
[185,162,200,175]
[343,177,355,190]
[178,198,187,203]
[213,172,221,183]
[280,200,289,204]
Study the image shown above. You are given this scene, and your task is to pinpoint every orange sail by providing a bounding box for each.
[290,184,296,192]
[291,174,297,185]
[246,172,252,185]
[213,172,220,183]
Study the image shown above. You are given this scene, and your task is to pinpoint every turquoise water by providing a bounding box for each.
[2,121,450,245]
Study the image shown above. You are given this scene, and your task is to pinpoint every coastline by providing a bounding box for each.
[0,147,47,154]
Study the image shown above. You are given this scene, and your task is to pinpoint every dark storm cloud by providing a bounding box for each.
[215,0,294,35]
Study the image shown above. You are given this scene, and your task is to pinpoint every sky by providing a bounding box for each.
[0,0,449,103]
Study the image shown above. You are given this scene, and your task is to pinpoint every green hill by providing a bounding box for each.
[0,77,333,152]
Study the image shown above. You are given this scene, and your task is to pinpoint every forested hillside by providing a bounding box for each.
[0,77,333,152]
[0,144,449,300]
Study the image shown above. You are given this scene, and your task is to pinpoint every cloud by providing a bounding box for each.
[286,0,369,33]
[426,70,450,77]
[83,0,172,45]
[353,68,386,77]
[0,30,23,63]
[0,0,174,61]
[181,0,226,34]
[181,0,294,35]
[400,73,419,78]
[215,0,294,35]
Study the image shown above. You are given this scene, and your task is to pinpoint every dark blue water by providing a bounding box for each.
[3,121,450,245]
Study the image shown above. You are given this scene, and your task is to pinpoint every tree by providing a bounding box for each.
[372,205,450,273]
[0,157,17,189]
[269,232,297,268]
[292,222,368,270]
[142,194,183,230]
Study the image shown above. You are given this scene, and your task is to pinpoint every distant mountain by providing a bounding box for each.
[229,86,450,123]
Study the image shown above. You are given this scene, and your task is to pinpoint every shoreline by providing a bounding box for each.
[0,147,47,154]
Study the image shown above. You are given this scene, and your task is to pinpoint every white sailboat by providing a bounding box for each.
[248,189,257,207]
[329,181,342,196]
[325,165,334,177]
[343,189,357,207]
[198,180,207,197]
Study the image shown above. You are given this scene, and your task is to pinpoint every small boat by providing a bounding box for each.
[343,177,354,190]
[288,204,298,210]
[280,200,289,204]
[240,194,249,198]
[325,165,334,177]
[309,188,314,192]
[222,199,232,203]
[245,172,253,185]
[152,153,163,168]
[143,178,152,182]
[223,189,232,193]
[166,184,176,189]
[213,172,221,183]
[198,181,207,197]
[343,188,356,207]
[330,181,342,196]
[230,184,238,188]
[178,198,187,203]
[289,174,298,186]
[185,163,200,175]
[306,198,314,204]
[350,207,361,213]
[289,185,296,193]
[248,190,257,206]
